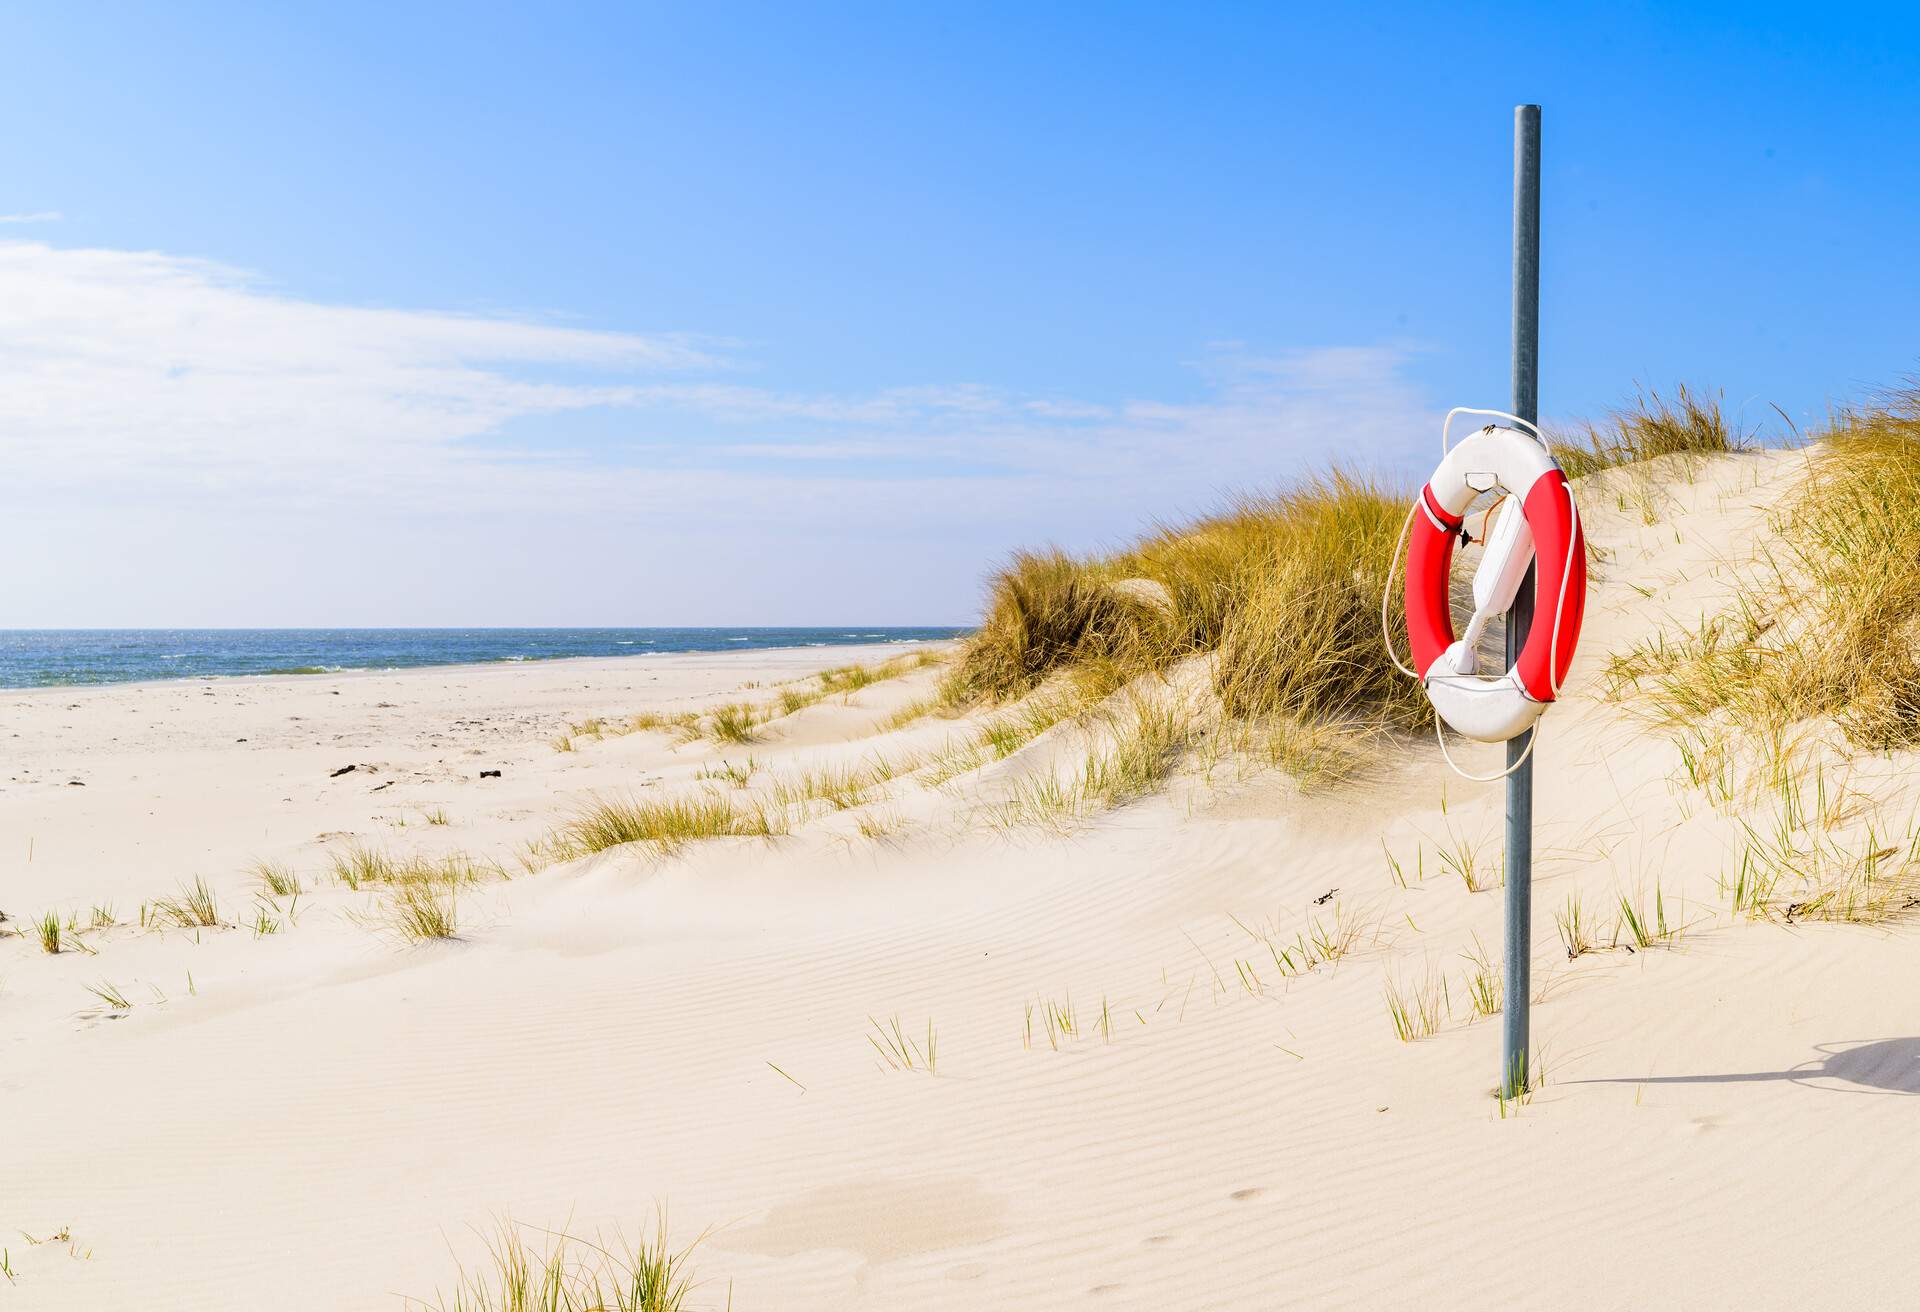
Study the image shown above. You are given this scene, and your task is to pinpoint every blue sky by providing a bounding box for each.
[0,3,1915,625]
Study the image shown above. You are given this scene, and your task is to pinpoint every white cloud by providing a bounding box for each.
[0,238,1437,622]
[0,211,62,224]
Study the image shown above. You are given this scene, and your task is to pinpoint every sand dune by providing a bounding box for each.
[7,450,1920,1309]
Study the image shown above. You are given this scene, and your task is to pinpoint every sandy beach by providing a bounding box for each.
[3,448,1918,1309]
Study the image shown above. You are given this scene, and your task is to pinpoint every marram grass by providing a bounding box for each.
[1551,383,1743,480]
[408,1213,714,1312]
[1606,391,1920,755]
[947,471,1432,749]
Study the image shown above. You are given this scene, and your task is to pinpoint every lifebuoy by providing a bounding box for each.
[1397,413,1586,745]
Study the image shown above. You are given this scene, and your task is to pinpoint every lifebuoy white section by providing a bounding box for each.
[1402,424,1586,744]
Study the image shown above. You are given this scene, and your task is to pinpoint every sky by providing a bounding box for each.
[0,2,1915,626]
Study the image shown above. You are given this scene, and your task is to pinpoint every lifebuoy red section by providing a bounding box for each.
[1404,485,1459,680]
[1401,470,1586,703]
[1513,470,1585,700]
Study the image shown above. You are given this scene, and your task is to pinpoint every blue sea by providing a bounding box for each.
[0,628,968,690]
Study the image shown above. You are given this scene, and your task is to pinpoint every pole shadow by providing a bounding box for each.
[1573,1038,1920,1097]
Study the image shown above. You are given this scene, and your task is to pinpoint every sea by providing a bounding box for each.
[0,628,968,690]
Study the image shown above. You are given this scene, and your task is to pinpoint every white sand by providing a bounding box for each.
[7,451,1920,1309]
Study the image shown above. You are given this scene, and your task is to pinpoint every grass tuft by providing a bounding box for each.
[151,877,223,929]
[253,860,303,897]
[409,1213,712,1312]
[1553,384,1743,480]
[867,1014,938,1074]
[385,882,460,943]
[1384,963,1450,1042]
[563,791,766,855]
[86,980,133,1010]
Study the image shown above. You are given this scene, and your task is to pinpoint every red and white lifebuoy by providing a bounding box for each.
[1391,410,1587,749]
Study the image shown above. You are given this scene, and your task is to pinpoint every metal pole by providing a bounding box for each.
[1503,104,1541,1099]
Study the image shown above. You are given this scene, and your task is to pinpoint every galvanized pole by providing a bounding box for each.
[1503,104,1541,1099]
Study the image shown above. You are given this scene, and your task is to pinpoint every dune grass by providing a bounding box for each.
[410,1214,712,1312]
[384,881,461,943]
[707,703,761,744]
[1719,800,1920,926]
[327,847,501,890]
[1614,883,1682,949]
[988,692,1194,829]
[946,472,1431,790]
[1460,938,1502,1019]
[1024,993,1079,1050]
[35,910,61,954]
[85,980,133,1010]
[1552,384,1744,480]
[867,1014,938,1074]
[770,764,876,813]
[252,860,302,897]
[560,789,788,857]
[150,876,223,929]
[1555,895,1598,959]
[1605,393,1920,759]
[1384,963,1450,1042]
[1230,903,1370,982]
[618,651,947,747]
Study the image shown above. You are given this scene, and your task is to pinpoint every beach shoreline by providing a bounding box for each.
[0,635,956,700]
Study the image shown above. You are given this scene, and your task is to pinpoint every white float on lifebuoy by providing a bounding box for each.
[1385,408,1587,762]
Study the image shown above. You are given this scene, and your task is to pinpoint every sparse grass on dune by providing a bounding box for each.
[1384,962,1450,1043]
[150,876,223,929]
[328,846,503,890]
[383,881,461,943]
[867,1014,938,1074]
[1607,391,1920,760]
[410,1214,712,1312]
[1552,383,1744,481]
[560,789,790,857]
[771,764,876,813]
[989,691,1196,829]
[252,860,302,897]
[85,979,133,1010]
[707,702,761,744]
[1460,938,1502,1018]
[1720,793,1920,925]
[614,651,948,748]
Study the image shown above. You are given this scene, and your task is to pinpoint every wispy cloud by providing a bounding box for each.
[0,211,63,224]
[0,238,1436,620]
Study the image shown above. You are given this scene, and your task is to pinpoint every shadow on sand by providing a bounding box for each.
[1574,1037,1920,1097]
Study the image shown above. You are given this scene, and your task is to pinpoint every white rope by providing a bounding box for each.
[1433,707,1542,782]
